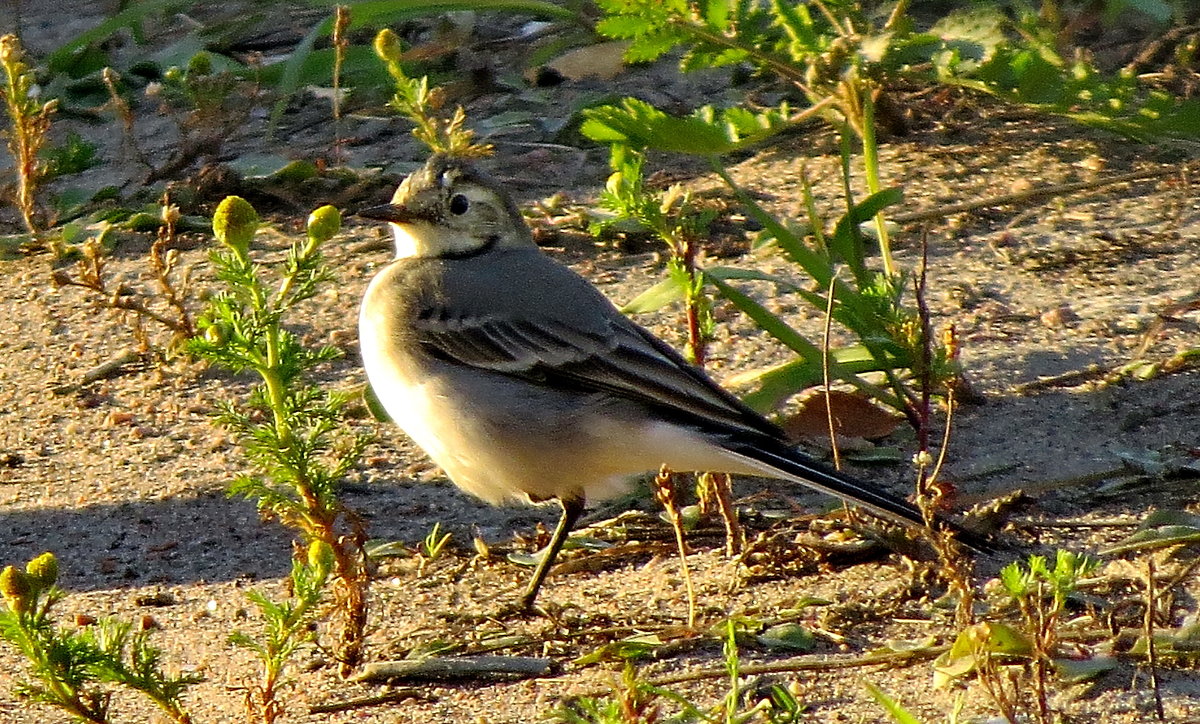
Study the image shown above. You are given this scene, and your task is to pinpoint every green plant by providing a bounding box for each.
[144,51,257,182]
[998,550,1099,724]
[554,620,804,723]
[597,144,750,556]
[950,4,1200,141]
[0,553,199,724]
[595,145,717,365]
[372,29,493,157]
[585,0,1200,423]
[44,131,100,178]
[867,681,966,724]
[188,198,370,676]
[553,662,667,724]
[231,541,333,724]
[582,99,944,421]
[1,33,58,236]
[420,525,451,566]
[934,551,1099,724]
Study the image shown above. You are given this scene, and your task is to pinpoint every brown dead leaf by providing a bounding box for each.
[543,41,630,81]
[781,389,903,442]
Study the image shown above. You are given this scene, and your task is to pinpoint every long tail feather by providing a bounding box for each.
[722,436,997,554]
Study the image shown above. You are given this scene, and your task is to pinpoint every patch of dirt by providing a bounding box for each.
[2,4,1200,724]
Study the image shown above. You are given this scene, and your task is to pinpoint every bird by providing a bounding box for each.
[357,154,986,612]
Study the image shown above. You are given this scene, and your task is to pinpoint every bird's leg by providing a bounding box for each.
[517,496,584,612]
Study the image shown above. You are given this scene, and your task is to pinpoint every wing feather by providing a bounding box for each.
[414,309,780,439]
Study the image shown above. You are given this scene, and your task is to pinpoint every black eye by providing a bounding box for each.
[448,194,470,215]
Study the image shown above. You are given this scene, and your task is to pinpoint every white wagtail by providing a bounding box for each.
[358,154,986,611]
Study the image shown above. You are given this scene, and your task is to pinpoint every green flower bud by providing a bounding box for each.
[163,66,184,84]
[25,552,58,589]
[187,51,213,77]
[212,196,258,258]
[306,205,341,243]
[605,171,625,199]
[204,321,230,347]
[0,34,20,66]
[373,29,404,65]
[1,566,32,613]
[306,540,334,578]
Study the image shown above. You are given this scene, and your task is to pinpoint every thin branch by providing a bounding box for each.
[647,646,946,686]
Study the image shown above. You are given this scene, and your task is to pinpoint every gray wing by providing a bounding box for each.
[413,261,781,440]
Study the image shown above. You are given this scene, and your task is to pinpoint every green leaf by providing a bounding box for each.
[865,682,925,724]
[620,275,688,313]
[707,275,822,361]
[364,539,411,559]
[47,0,191,72]
[999,560,1029,597]
[582,98,792,155]
[934,621,1032,688]
[362,384,392,423]
[771,0,819,54]
[582,99,730,154]
[1100,509,1200,555]
[829,187,903,274]
[1053,656,1117,684]
[595,15,654,39]
[574,634,664,665]
[756,622,816,652]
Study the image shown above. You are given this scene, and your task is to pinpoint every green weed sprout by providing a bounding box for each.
[189,199,370,675]
[373,29,492,157]
[935,551,1099,724]
[231,541,333,724]
[553,619,804,723]
[999,551,1099,724]
[0,553,199,724]
[0,34,57,236]
[598,144,716,366]
[420,522,453,562]
[598,147,748,557]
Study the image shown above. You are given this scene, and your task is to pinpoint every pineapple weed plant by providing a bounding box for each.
[0,201,367,724]
[188,200,371,686]
[2,0,1200,722]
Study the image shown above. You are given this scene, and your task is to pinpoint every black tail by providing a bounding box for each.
[723,435,997,554]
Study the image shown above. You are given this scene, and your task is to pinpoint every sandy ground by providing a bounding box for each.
[2,3,1200,723]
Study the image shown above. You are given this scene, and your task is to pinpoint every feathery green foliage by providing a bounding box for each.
[0,553,199,724]
[189,200,371,680]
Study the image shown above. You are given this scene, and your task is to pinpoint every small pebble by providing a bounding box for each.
[1041,305,1078,328]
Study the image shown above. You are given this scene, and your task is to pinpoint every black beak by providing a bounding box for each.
[355,203,419,223]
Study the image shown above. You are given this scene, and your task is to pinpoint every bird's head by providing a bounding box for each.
[357,155,534,259]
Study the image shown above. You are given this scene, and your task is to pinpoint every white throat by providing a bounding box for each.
[389,221,491,259]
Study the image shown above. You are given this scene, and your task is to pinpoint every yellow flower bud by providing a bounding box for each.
[212,196,258,258]
[306,205,341,243]
[25,552,58,589]
[306,540,334,578]
[0,34,19,66]
[0,566,32,613]
[204,322,230,347]
[373,29,404,65]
